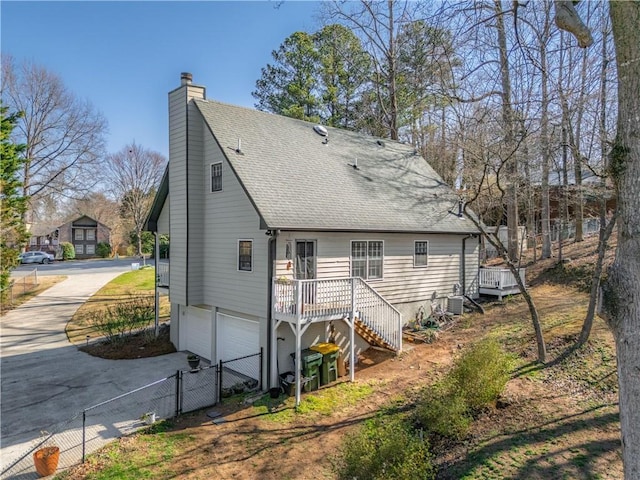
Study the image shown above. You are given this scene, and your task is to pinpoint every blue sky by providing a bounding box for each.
[1,1,322,157]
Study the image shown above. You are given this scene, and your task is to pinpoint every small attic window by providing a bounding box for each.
[313,125,328,137]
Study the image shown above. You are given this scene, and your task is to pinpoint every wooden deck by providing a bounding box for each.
[272,277,402,352]
[478,267,526,300]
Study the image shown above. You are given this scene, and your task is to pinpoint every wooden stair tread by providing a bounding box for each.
[354,318,394,351]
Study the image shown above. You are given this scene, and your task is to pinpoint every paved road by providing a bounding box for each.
[11,257,155,277]
[0,265,187,477]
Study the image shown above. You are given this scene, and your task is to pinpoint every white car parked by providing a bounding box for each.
[18,251,55,264]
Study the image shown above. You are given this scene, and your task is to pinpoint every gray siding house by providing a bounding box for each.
[146,73,480,399]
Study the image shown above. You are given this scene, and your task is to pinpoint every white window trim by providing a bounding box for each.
[86,229,96,241]
[414,240,429,268]
[350,240,384,281]
[86,244,96,255]
[237,239,253,272]
[210,162,223,193]
[74,229,83,241]
[75,244,84,255]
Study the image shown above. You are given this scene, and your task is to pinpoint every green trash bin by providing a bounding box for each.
[310,343,340,385]
[291,349,323,392]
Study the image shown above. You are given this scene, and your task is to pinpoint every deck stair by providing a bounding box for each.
[354,318,395,350]
[273,276,403,352]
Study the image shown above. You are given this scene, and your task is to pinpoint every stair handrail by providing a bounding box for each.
[354,277,403,352]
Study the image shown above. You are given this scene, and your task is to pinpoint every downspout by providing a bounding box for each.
[462,234,485,314]
[266,230,277,390]
[461,234,475,296]
[154,231,160,338]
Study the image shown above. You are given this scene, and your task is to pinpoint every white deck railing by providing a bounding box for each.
[478,267,526,289]
[273,277,402,351]
[354,278,403,351]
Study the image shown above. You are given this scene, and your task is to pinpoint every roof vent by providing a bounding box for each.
[313,125,328,137]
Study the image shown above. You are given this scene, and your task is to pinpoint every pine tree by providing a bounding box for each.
[0,102,29,299]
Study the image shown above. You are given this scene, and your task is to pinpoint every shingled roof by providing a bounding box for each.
[148,98,479,234]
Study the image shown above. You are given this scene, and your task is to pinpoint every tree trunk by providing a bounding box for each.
[495,1,519,263]
[137,228,143,257]
[573,39,591,243]
[464,208,547,364]
[579,210,616,344]
[601,3,640,478]
[386,0,399,141]
[580,8,613,346]
[540,16,552,259]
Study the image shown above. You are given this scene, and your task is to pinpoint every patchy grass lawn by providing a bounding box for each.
[66,267,171,355]
[59,236,621,479]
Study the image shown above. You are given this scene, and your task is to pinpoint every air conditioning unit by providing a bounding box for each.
[447,296,464,315]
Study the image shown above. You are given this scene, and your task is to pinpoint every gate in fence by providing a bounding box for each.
[219,349,263,400]
[1,349,262,480]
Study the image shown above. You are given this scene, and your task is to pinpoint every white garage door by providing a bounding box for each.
[180,307,212,360]
[217,313,260,378]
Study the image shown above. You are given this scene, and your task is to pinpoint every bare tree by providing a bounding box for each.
[325,0,418,140]
[555,1,640,477]
[0,56,108,224]
[106,143,166,257]
[579,5,616,346]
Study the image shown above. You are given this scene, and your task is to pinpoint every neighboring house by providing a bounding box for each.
[30,215,111,259]
[145,73,481,398]
[27,222,62,257]
[533,169,616,228]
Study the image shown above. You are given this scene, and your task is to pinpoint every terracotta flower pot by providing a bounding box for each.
[33,446,60,477]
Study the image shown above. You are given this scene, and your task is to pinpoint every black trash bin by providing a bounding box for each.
[279,371,296,396]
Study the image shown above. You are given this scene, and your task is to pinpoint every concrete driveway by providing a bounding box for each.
[0,270,189,476]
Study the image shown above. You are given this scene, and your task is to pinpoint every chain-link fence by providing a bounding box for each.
[1,349,262,479]
[0,269,39,313]
[219,349,263,400]
[179,364,219,414]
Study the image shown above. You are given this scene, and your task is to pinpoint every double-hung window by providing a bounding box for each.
[414,241,429,267]
[74,229,83,241]
[238,240,253,272]
[351,240,383,280]
[211,162,223,192]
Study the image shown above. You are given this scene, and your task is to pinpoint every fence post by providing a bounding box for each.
[82,410,86,463]
[259,347,263,391]
[175,370,182,417]
[218,359,223,403]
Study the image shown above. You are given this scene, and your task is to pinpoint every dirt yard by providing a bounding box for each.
[63,236,622,479]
